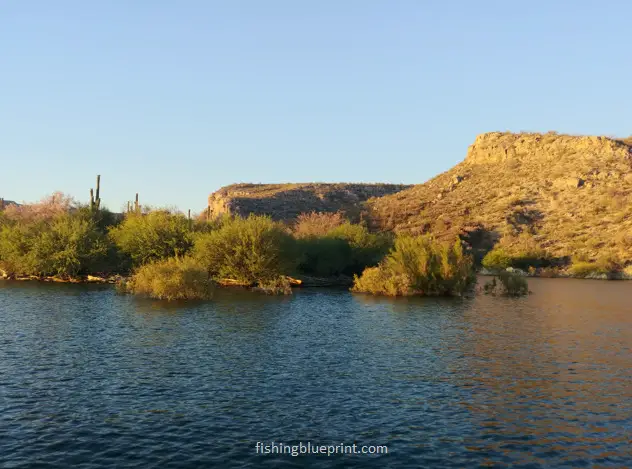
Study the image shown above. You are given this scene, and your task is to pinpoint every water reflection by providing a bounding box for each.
[456,278,632,465]
[1,279,631,468]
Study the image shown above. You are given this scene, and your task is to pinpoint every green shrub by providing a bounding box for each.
[109,210,193,267]
[127,256,213,300]
[296,222,392,277]
[482,248,512,270]
[482,245,550,270]
[351,266,411,296]
[193,215,296,284]
[499,271,529,296]
[0,212,109,277]
[296,236,352,276]
[568,261,602,278]
[0,221,42,275]
[483,272,529,296]
[327,223,392,274]
[352,235,475,296]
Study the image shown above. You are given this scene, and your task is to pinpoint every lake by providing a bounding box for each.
[1,278,631,468]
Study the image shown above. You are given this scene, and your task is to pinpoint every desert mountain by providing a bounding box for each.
[367,132,632,264]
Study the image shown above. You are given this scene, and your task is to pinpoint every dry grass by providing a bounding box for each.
[292,211,346,238]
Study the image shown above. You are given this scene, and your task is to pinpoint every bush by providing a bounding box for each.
[2,192,77,223]
[296,222,392,277]
[296,236,352,277]
[0,212,109,277]
[482,247,512,270]
[352,235,475,296]
[483,272,529,296]
[327,223,392,274]
[482,244,550,270]
[109,210,193,267]
[293,211,346,238]
[351,266,411,296]
[254,276,293,295]
[126,256,213,300]
[568,261,604,278]
[193,215,296,284]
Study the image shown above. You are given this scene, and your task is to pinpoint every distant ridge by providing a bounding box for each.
[206,183,411,221]
[0,198,19,209]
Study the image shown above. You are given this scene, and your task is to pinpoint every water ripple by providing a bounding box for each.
[0,279,631,467]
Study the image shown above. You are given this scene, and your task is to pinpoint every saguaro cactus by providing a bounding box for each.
[90,175,101,212]
[135,193,140,214]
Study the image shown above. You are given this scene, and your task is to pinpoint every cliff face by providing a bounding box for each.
[464,132,631,164]
[207,183,411,221]
[368,132,632,263]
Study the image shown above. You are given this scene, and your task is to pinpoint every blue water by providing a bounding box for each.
[1,278,631,468]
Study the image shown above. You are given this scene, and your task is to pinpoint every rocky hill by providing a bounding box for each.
[367,132,632,264]
[206,183,411,221]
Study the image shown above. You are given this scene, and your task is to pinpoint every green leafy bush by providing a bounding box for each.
[109,210,193,267]
[296,236,352,277]
[126,256,213,300]
[327,223,392,274]
[352,235,475,296]
[296,222,392,277]
[567,253,621,278]
[193,215,296,284]
[0,212,109,277]
[482,248,512,270]
[482,245,550,270]
[350,266,411,296]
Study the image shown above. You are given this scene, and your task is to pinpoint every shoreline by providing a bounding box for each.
[0,274,355,287]
[2,271,631,286]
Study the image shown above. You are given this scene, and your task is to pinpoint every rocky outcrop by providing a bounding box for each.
[465,132,631,164]
[206,183,411,221]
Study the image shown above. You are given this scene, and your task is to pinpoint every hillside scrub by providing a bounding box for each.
[125,256,214,300]
[352,235,475,296]
[367,132,632,266]
[109,210,193,268]
[193,215,297,284]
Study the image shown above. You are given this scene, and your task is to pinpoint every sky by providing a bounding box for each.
[1,0,631,213]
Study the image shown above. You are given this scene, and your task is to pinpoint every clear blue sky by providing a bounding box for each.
[1,1,631,212]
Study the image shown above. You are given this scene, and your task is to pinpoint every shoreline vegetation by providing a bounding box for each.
[1,176,631,301]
